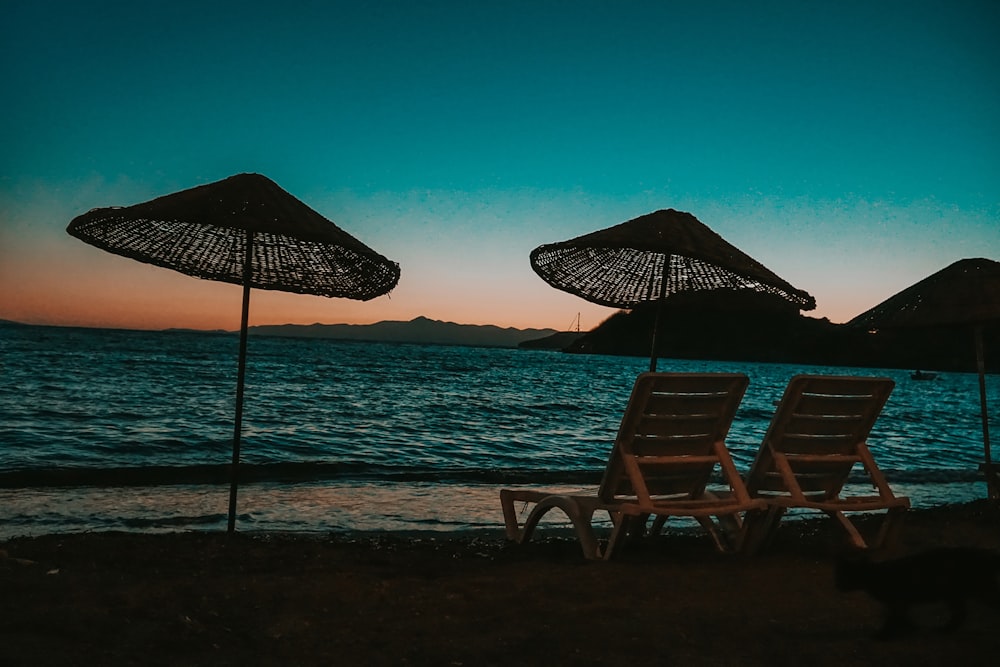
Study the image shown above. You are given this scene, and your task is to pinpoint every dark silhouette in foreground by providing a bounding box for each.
[835,547,1000,640]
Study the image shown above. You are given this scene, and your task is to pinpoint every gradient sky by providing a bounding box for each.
[2,0,998,332]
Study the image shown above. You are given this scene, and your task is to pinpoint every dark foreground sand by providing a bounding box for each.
[3,501,999,666]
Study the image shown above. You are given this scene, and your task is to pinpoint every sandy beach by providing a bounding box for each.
[2,500,999,666]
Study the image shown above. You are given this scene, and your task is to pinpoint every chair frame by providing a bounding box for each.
[500,372,766,560]
[739,374,910,553]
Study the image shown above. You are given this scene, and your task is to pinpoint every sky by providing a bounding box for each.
[1,0,998,332]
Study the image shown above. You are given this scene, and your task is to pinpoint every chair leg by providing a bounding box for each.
[602,512,651,559]
[828,510,867,549]
[500,489,521,543]
[506,494,604,560]
[714,512,746,551]
[828,508,909,552]
[739,506,784,555]
[873,506,908,551]
[646,513,744,553]
[649,514,668,535]
[717,512,758,553]
[601,511,630,560]
[693,516,730,552]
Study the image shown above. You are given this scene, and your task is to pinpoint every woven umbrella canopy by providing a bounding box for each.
[848,257,1000,500]
[530,209,816,370]
[67,173,401,531]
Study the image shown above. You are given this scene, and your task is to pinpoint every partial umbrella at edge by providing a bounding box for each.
[67,173,401,531]
[530,209,816,370]
[848,258,1000,500]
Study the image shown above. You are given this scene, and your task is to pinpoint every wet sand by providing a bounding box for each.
[3,501,999,666]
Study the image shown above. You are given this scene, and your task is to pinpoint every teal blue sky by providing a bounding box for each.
[2,0,998,331]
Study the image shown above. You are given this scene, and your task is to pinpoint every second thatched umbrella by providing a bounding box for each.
[67,173,401,531]
[530,209,816,370]
[848,257,1000,500]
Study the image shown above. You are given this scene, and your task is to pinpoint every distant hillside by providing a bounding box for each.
[560,290,1000,373]
[249,316,558,348]
[518,331,586,350]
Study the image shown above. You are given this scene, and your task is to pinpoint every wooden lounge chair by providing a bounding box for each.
[739,374,910,553]
[500,372,766,560]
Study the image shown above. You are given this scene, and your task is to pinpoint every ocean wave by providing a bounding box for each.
[0,461,988,489]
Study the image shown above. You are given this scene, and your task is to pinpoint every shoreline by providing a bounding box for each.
[3,501,999,666]
[2,480,991,540]
[4,497,996,546]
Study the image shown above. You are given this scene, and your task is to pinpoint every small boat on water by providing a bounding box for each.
[911,370,938,381]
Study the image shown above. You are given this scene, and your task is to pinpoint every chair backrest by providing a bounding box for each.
[744,375,895,501]
[597,372,749,507]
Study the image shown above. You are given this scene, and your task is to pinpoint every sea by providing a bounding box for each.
[1,322,996,539]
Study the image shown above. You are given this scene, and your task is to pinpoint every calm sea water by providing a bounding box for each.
[1,322,996,538]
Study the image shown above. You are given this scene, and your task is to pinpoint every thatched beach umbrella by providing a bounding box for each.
[67,173,401,531]
[848,258,1000,499]
[530,209,816,371]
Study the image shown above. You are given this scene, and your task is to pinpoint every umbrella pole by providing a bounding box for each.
[228,233,255,533]
[649,260,670,372]
[649,297,664,372]
[974,326,997,500]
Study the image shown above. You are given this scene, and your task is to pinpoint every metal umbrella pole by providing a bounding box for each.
[228,231,254,533]
[649,262,670,372]
[974,325,997,499]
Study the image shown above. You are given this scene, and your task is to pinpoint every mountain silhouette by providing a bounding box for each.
[520,290,999,373]
[250,317,558,348]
